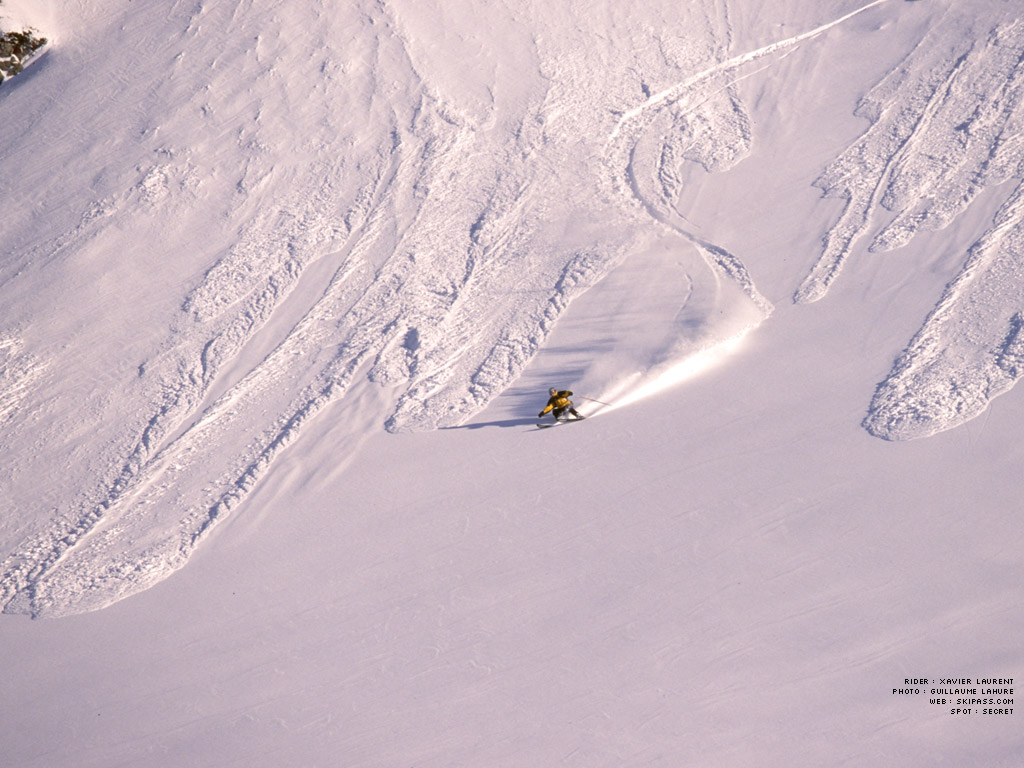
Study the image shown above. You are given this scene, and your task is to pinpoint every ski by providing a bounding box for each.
[537,417,586,429]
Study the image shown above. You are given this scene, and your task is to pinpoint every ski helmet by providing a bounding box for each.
[549,387,558,396]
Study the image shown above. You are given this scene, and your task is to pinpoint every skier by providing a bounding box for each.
[538,387,584,421]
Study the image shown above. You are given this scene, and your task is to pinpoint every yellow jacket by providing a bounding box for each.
[539,390,573,415]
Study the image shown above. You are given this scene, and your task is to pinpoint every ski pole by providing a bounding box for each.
[578,395,613,407]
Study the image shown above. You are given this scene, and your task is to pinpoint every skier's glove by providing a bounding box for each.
[537,412,544,418]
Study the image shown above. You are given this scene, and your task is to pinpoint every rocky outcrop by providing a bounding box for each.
[0,27,47,84]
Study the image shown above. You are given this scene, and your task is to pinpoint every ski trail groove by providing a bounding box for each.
[608,0,891,143]
[601,0,864,339]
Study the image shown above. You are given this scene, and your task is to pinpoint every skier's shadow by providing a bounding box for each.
[441,417,539,430]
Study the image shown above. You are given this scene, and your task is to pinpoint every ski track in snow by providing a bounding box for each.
[792,6,1024,439]
[597,0,900,394]
[604,0,910,305]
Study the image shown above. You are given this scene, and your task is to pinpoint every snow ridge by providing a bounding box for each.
[864,183,1024,440]
[789,7,1024,440]
[796,13,1024,304]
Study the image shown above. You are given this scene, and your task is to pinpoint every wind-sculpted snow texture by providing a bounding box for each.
[794,6,1024,439]
[0,0,849,617]
[0,333,45,427]
[865,186,1024,440]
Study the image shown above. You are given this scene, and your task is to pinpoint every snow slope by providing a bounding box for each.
[1,0,788,618]
[0,0,1021,765]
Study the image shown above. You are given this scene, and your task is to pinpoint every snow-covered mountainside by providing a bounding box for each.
[2,0,789,618]
[1,0,1022,765]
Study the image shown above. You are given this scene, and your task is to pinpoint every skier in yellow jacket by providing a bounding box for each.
[538,388,584,421]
